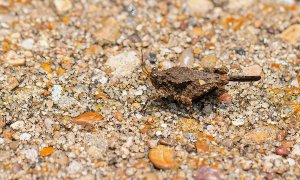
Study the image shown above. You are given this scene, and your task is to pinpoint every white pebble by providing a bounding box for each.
[156,131,162,136]
[21,38,34,50]
[291,79,299,87]
[22,149,38,162]
[20,133,32,141]
[11,121,25,130]
[286,158,295,166]
[134,90,143,96]
[68,161,83,174]
[161,123,167,128]
[136,114,143,119]
[51,85,62,102]
[177,48,194,67]
[106,51,140,79]
[0,138,4,144]
[291,144,300,156]
[232,116,245,126]
[99,76,108,84]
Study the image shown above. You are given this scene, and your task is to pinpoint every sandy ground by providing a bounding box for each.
[0,0,300,179]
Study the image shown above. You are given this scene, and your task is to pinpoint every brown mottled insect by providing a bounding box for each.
[141,51,261,115]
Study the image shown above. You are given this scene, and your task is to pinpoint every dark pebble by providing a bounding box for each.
[235,48,246,56]
[148,53,157,64]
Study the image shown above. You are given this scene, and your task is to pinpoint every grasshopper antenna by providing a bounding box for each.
[229,75,261,82]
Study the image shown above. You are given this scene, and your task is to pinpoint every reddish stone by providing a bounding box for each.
[195,166,222,180]
[275,147,289,156]
[218,93,232,103]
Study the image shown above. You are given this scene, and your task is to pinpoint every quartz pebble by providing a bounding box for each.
[21,39,34,50]
[291,144,300,157]
[53,0,72,14]
[177,48,194,67]
[11,121,25,130]
[19,133,31,141]
[159,60,174,70]
[68,161,83,174]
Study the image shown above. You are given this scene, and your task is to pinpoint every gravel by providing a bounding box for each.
[0,0,299,179]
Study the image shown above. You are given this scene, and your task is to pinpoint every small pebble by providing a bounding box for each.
[67,161,83,174]
[19,133,31,141]
[218,93,232,103]
[235,48,246,56]
[148,53,157,64]
[106,51,140,79]
[149,145,177,169]
[159,60,174,70]
[291,144,300,157]
[39,147,56,157]
[7,77,19,91]
[11,121,25,130]
[5,51,25,66]
[21,39,34,50]
[195,166,222,180]
[94,17,120,43]
[177,48,194,67]
[187,0,214,14]
[279,24,300,44]
[242,65,262,76]
[275,146,289,157]
[73,112,104,126]
[244,126,279,144]
[53,0,72,14]
[200,55,217,69]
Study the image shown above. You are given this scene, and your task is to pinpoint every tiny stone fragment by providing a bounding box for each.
[244,126,279,144]
[4,51,25,66]
[149,145,177,169]
[275,147,289,157]
[242,65,262,76]
[94,17,120,43]
[279,24,300,44]
[218,93,232,104]
[187,0,214,15]
[177,48,194,67]
[39,147,56,157]
[159,60,175,70]
[73,112,104,126]
[195,166,222,180]
[53,0,72,14]
[7,77,19,91]
[106,51,140,79]
[200,55,217,69]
